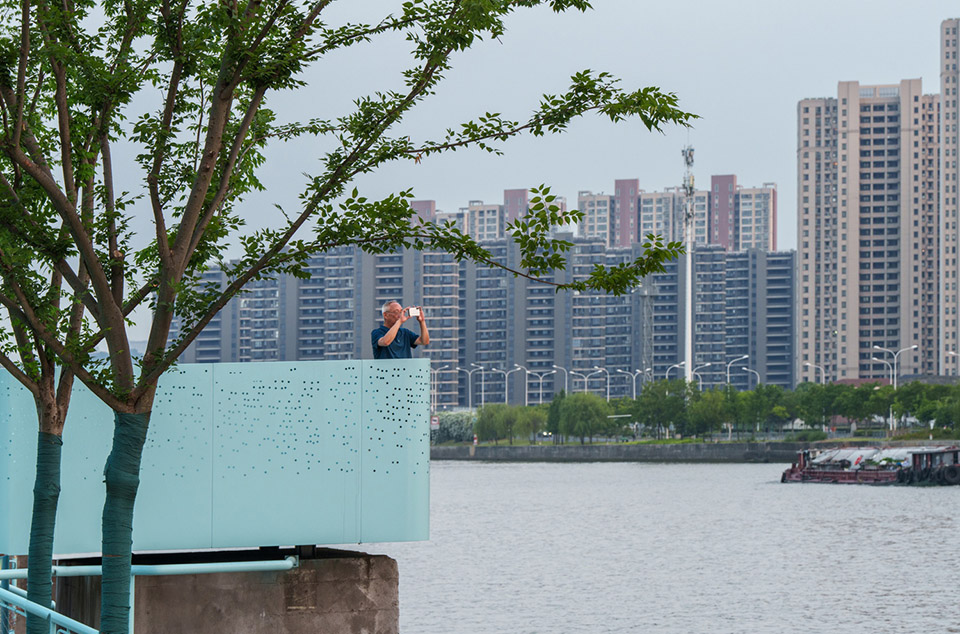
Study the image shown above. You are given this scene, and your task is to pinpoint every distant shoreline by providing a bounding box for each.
[430,440,960,464]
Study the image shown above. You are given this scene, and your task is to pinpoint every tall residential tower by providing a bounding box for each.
[798,79,939,383]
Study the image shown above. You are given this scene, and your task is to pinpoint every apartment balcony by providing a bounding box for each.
[0,360,430,555]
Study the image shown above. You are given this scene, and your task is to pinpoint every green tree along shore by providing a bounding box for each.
[433,380,960,445]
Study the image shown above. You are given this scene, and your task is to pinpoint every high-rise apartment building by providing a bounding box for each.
[798,79,939,384]
[735,184,777,251]
[577,191,614,245]
[613,178,639,246]
[709,175,737,249]
[637,180,773,252]
[649,248,796,391]
[940,18,960,375]
[464,200,505,241]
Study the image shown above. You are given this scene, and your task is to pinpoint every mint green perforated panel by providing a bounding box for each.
[0,360,429,555]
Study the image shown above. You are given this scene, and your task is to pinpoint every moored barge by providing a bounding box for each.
[781,446,960,486]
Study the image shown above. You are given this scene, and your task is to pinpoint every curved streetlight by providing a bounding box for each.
[471,363,486,408]
[514,364,530,406]
[489,367,523,405]
[616,369,640,400]
[871,356,893,385]
[569,370,589,393]
[455,366,481,409]
[592,366,610,401]
[726,354,749,384]
[893,345,918,390]
[692,362,712,390]
[429,364,449,411]
[529,370,557,404]
[742,367,760,389]
[552,364,568,393]
[585,369,603,397]
[665,361,685,380]
[803,361,825,385]
[874,344,918,390]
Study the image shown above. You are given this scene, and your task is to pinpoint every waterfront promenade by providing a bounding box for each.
[430,440,960,463]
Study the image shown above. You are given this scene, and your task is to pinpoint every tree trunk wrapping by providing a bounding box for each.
[26,432,62,634]
[100,411,149,634]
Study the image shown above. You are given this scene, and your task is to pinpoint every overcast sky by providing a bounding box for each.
[124,1,959,340]
[228,0,959,256]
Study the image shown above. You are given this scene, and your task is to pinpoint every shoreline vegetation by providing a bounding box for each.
[430,438,960,464]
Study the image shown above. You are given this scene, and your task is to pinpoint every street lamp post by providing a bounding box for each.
[529,370,556,404]
[514,364,530,406]
[616,369,639,400]
[592,366,610,401]
[569,370,589,393]
[692,362,712,390]
[585,369,603,397]
[803,361,825,385]
[665,361,685,380]
[726,354,749,385]
[429,364,449,411]
[874,344,918,390]
[871,356,893,385]
[893,345,918,390]
[471,363,485,408]
[552,364,568,393]
[742,366,760,389]
[455,366,481,409]
[488,367,523,404]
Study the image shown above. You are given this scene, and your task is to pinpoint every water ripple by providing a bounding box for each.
[357,462,960,633]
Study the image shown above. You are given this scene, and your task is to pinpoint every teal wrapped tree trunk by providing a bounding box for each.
[100,412,149,634]
[26,432,62,634]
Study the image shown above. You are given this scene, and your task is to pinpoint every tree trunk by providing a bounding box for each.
[100,411,149,634]
[26,432,62,634]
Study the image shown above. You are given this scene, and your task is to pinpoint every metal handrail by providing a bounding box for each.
[0,556,299,580]
[5,582,56,608]
[0,586,97,634]
[0,556,298,634]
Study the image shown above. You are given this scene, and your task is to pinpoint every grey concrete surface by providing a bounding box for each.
[53,550,398,634]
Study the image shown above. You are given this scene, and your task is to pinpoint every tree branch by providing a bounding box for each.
[98,135,125,307]
[0,348,38,397]
[0,283,125,410]
[13,0,31,149]
[185,85,267,260]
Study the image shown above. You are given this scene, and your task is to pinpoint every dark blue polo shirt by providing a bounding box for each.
[371,326,419,359]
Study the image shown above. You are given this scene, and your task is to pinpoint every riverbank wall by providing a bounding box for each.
[430,440,960,464]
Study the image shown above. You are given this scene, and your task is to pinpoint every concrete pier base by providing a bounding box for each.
[54,548,399,634]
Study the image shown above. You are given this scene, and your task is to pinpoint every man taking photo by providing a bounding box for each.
[372,300,430,359]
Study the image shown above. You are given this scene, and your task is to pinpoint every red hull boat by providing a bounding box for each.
[782,446,960,486]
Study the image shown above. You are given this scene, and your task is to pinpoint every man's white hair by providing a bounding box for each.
[382,300,401,316]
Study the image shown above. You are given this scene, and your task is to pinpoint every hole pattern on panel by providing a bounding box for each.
[145,367,211,479]
[214,364,361,479]
[363,364,429,476]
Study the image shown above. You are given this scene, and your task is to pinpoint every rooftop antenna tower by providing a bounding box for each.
[681,146,695,384]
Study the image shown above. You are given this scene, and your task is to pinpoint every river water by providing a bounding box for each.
[360,461,960,633]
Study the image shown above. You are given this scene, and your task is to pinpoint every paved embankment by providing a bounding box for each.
[430,440,960,464]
